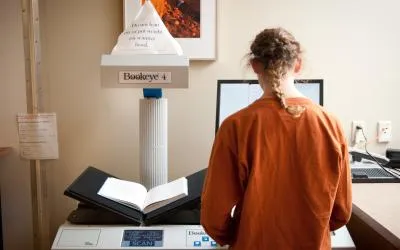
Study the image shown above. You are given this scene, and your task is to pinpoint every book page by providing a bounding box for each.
[97,177,148,211]
[142,177,188,213]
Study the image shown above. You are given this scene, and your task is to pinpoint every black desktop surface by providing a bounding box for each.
[64,166,206,225]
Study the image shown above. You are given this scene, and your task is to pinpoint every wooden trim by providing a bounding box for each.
[347,204,400,250]
[20,0,50,249]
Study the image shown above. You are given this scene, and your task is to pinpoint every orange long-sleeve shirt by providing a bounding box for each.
[201,97,352,250]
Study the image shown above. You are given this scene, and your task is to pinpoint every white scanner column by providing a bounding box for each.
[139,97,168,189]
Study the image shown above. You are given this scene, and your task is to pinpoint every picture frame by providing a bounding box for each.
[123,0,216,60]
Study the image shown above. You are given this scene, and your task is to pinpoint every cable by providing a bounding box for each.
[386,168,400,178]
[391,168,400,175]
[357,126,395,177]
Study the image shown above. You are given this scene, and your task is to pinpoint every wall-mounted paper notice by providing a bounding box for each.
[16,113,59,160]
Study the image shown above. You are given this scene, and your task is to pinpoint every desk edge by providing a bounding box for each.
[351,203,400,248]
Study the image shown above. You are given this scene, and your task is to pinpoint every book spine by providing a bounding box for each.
[139,98,168,189]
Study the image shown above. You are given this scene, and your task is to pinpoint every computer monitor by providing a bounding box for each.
[215,79,323,132]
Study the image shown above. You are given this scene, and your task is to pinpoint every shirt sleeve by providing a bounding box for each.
[330,127,353,231]
[200,121,245,246]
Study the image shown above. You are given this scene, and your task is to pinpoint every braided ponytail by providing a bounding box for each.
[249,28,306,118]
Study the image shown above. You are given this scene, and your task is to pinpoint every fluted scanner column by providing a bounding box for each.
[139,98,168,189]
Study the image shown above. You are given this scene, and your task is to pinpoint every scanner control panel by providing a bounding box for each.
[52,224,354,249]
[52,224,226,250]
[185,229,219,248]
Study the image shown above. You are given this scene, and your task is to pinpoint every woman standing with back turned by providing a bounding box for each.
[201,27,352,250]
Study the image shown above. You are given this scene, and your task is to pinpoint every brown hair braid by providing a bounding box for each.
[249,28,306,118]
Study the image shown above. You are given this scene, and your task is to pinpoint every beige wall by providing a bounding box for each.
[0,0,34,250]
[1,0,400,249]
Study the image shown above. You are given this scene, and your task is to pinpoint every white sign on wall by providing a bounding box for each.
[119,71,172,84]
[16,113,59,160]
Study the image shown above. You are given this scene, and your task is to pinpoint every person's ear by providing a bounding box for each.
[250,59,265,75]
[293,58,302,74]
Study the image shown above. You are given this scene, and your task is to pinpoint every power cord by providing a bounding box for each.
[390,168,400,175]
[387,168,400,178]
[356,126,395,177]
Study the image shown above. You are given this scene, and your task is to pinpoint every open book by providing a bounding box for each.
[97,177,188,214]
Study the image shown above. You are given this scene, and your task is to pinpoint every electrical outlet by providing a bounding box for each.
[351,121,366,145]
[377,121,392,143]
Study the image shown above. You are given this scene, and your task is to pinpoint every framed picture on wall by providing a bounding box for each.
[123,0,216,60]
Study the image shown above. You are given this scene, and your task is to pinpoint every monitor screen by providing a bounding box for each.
[215,79,323,132]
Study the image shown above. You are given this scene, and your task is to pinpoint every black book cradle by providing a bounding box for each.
[64,166,206,226]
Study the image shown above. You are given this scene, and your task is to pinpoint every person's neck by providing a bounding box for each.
[260,76,305,99]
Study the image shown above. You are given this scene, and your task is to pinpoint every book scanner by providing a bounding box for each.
[51,166,230,249]
[51,166,355,250]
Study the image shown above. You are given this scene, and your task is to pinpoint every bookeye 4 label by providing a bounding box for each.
[119,71,172,84]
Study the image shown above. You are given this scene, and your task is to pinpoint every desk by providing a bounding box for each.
[349,183,400,250]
